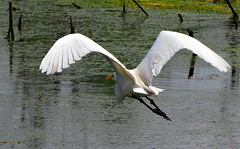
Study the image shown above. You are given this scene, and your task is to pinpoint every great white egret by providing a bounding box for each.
[39,31,230,121]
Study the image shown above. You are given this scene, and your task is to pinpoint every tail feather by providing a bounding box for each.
[149,86,165,95]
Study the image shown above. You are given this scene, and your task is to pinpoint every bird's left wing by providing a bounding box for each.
[39,33,127,75]
[134,30,231,86]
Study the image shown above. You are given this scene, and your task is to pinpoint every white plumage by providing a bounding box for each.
[40,30,230,120]
[40,30,230,99]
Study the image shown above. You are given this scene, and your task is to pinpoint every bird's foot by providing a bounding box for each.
[153,108,171,121]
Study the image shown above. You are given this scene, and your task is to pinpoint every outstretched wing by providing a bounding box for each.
[39,33,129,77]
[134,30,231,86]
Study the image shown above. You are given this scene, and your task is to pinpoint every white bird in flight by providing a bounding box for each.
[40,31,230,121]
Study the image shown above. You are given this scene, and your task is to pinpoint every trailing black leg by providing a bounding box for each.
[145,96,171,121]
[133,96,171,121]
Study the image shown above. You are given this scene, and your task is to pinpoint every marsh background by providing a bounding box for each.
[0,0,239,148]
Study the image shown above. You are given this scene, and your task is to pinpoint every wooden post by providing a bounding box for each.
[120,0,126,17]
[187,29,197,79]
[132,0,149,16]
[70,16,75,33]
[178,14,183,23]
[18,14,22,31]
[7,1,15,41]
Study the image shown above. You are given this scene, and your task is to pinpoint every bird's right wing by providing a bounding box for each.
[39,33,132,80]
[134,31,231,86]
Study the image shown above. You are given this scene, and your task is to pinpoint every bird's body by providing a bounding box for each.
[114,68,163,100]
[40,31,230,120]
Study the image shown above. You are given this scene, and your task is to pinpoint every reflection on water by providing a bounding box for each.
[225,20,240,90]
[0,1,240,149]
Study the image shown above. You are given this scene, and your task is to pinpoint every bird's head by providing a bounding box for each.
[106,72,116,81]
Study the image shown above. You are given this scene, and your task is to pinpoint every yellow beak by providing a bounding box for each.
[106,75,113,80]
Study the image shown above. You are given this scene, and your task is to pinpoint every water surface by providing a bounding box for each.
[0,1,239,149]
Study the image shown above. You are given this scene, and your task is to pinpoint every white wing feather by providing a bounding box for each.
[135,30,231,86]
[39,33,127,75]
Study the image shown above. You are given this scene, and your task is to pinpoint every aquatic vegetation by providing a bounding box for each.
[53,0,240,14]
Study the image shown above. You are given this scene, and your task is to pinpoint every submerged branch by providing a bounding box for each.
[132,0,149,16]
[225,0,239,21]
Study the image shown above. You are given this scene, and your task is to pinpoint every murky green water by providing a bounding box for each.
[0,1,239,149]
